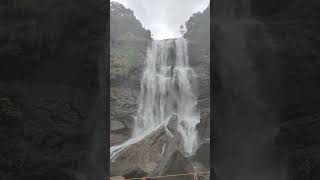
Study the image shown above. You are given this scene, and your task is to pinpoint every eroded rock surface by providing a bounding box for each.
[151,151,194,180]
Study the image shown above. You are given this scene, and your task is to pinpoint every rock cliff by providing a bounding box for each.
[110,2,151,147]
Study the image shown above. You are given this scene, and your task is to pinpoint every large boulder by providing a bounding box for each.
[151,151,194,180]
[111,116,184,174]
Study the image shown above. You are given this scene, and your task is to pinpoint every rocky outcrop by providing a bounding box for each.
[110,87,137,145]
[123,167,147,179]
[110,161,147,178]
[112,115,184,174]
[150,151,194,180]
[110,2,151,147]
[194,143,210,169]
[196,110,210,141]
[184,5,210,145]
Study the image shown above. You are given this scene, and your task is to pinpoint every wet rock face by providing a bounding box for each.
[110,114,186,176]
[187,36,210,145]
[194,143,210,169]
[167,114,178,133]
[151,151,194,180]
[112,125,184,174]
[184,5,210,147]
[110,2,151,148]
[196,110,210,141]
[110,87,138,146]
[110,134,129,147]
[111,121,125,131]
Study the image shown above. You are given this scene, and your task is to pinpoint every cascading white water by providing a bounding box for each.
[110,38,200,160]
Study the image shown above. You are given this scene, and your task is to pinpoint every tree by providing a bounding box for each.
[179,25,186,36]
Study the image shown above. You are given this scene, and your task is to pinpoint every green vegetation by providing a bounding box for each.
[184,5,210,45]
[110,2,151,83]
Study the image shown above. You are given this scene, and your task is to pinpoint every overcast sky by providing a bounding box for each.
[111,0,210,40]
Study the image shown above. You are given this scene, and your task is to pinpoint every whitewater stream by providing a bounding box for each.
[110,38,200,161]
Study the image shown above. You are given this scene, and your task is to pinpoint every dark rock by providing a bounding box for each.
[122,115,135,130]
[167,114,178,132]
[111,161,147,178]
[123,167,147,179]
[111,120,125,131]
[196,109,210,141]
[110,88,137,120]
[194,143,210,169]
[191,162,210,180]
[198,98,210,110]
[151,151,194,180]
[110,133,129,146]
[184,9,210,162]
[110,161,134,177]
[113,126,184,174]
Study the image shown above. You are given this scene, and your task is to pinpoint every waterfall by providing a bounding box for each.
[110,38,200,160]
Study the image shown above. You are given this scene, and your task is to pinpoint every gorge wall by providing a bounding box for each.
[110,2,151,147]
[109,2,210,178]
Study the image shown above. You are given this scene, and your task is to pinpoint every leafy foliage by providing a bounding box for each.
[110,2,151,43]
[184,5,210,45]
[110,2,151,83]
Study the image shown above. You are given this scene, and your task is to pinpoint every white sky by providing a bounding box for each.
[111,0,210,40]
